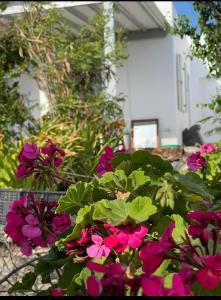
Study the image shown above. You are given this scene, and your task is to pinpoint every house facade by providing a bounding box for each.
[2,1,221,149]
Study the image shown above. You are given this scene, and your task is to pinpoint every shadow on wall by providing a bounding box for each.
[182,124,204,146]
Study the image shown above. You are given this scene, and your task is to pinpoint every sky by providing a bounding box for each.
[173,1,198,28]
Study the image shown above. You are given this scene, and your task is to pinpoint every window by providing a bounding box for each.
[131,119,159,150]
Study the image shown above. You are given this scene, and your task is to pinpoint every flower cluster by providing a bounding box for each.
[186,151,206,171]
[4,194,71,256]
[186,143,216,172]
[16,139,65,179]
[66,224,148,263]
[96,146,125,177]
[81,210,221,296]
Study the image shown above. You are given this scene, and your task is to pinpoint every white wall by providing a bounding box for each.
[116,32,180,146]
[18,74,49,119]
[189,58,221,143]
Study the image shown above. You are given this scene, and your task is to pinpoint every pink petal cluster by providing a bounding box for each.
[200,143,216,154]
[104,224,148,252]
[4,194,71,256]
[16,140,65,179]
[86,234,110,259]
[96,146,125,177]
[186,151,206,171]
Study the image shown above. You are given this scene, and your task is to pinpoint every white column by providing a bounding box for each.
[103,1,116,97]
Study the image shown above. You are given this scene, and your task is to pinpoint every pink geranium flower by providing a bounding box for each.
[200,143,216,154]
[104,224,148,253]
[87,234,110,259]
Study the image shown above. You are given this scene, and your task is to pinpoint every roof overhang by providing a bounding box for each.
[1,1,167,34]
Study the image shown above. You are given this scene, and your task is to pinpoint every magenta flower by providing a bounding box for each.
[196,254,221,289]
[200,143,216,154]
[16,140,65,180]
[186,151,206,171]
[19,143,39,161]
[104,224,148,253]
[4,194,71,256]
[41,139,65,168]
[51,288,64,296]
[86,234,110,259]
[96,146,126,177]
[186,210,217,244]
[87,275,102,296]
[86,261,127,296]
[22,214,42,239]
[141,273,189,296]
[140,222,175,275]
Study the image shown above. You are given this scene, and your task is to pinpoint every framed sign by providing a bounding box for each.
[131,119,159,150]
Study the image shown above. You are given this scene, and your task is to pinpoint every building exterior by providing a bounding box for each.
[2,1,221,149]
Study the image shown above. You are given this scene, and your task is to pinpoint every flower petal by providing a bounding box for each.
[22,224,42,239]
[87,275,102,296]
[87,244,100,258]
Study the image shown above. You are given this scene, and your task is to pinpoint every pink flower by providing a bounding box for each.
[200,143,216,154]
[196,254,221,289]
[186,151,206,171]
[86,234,110,259]
[87,275,102,296]
[51,288,64,296]
[104,224,148,253]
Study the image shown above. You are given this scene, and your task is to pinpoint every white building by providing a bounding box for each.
[2,1,221,149]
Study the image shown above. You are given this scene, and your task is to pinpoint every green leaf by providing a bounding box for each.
[128,170,150,190]
[128,196,157,223]
[58,262,84,289]
[170,214,187,244]
[56,182,94,215]
[93,199,129,225]
[8,272,37,293]
[132,150,174,176]
[154,259,171,277]
[111,152,132,168]
[99,170,127,192]
[176,173,213,200]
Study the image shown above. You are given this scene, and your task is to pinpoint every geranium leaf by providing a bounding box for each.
[128,196,157,223]
[56,182,94,215]
[93,199,129,225]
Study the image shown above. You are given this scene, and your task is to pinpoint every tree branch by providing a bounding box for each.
[0,255,46,286]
